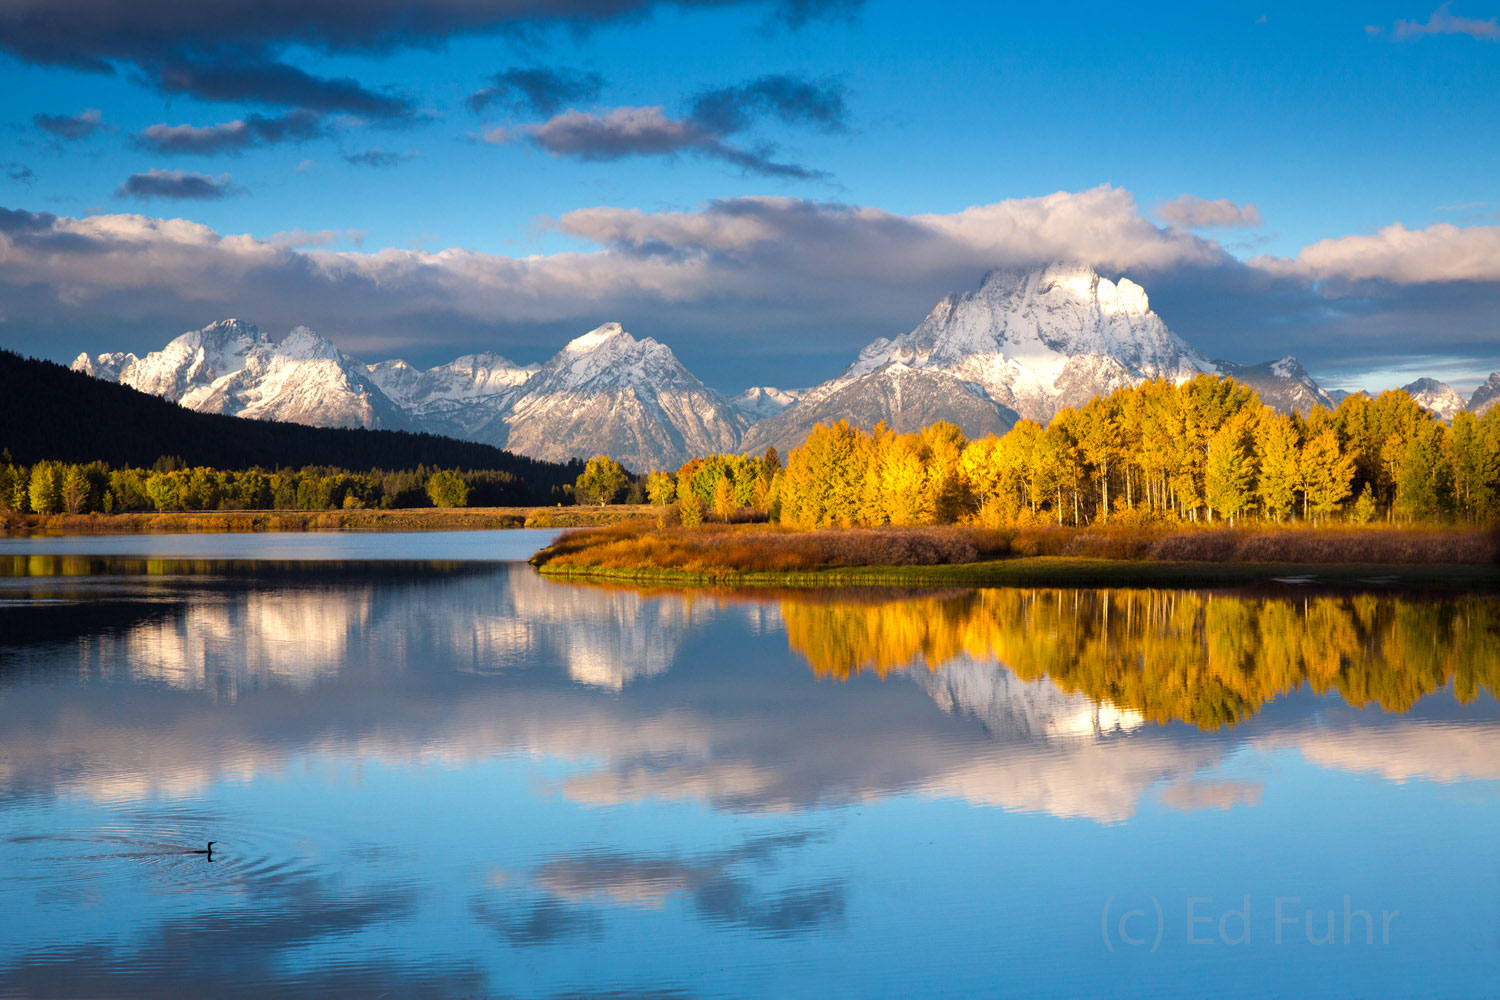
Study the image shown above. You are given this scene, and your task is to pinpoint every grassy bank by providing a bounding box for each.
[531,520,1500,591]
[0,505,656,536]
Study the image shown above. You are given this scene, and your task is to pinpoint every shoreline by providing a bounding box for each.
[535,556,1500,592]
[530,520,1500,592]
[0,505,654,536]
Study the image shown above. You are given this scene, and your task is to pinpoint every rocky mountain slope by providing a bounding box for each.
[742,364,1018,455]
[1214,357,1332,415]
[731,386,802,421]
[473,323,748,471]
[1468,373,1500,416]
[367,351,537,440]
[1402,378,1467,421]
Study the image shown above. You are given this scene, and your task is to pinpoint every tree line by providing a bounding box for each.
[0,458,549,515]
[633,375,1500,528]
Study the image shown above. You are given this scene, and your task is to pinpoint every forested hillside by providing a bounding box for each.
[0,350,582,501]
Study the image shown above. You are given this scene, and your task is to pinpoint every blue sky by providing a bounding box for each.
[2,0,1498,393]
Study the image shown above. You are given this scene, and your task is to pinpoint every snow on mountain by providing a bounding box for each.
[1466,373,1500,416]
[71,264,1453,470]
[731,386,803,421]
[742,364,1018,456]
[473,322,749,471]
[69,350,139,382]
[852,263,1213,422]
[1214,356,1333,415]
[1401,378,1467,421]
[71,320,410,431]
[368,351,537,440]
[748,263,1212,453]
[72,318,267,400]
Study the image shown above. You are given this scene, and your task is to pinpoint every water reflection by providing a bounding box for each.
[1,557,1497,997]
[778,587,1500,727]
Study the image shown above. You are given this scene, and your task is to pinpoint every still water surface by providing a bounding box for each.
[0,532,1497,997]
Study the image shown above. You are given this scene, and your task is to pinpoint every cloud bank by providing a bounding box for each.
[2,185,1497,386]
[0,0,860,113]
[512,73,848,179]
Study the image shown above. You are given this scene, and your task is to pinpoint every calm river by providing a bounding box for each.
[0,530,1496,997]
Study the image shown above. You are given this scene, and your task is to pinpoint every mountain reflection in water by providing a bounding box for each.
[0,555,1497,998]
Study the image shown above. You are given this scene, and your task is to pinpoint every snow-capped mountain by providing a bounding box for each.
[367,351,537,440]
[1468,373,1500,416]
[72,320,409,430]
[73,318,262,398]
[746,263,1219,454]
[473,323,749,471]
[731,386,803,421]
[859,263,1215,422]
[1402,378,1467,421]
[1214,356,1332,415]
[71,264,1438,471]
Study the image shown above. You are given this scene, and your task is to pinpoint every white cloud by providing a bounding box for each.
[1253,220,1500,284]
[1157,195,1263,229]
[4,186,1500,381]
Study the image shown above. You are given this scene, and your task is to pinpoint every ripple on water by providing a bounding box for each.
[3,806,340,898]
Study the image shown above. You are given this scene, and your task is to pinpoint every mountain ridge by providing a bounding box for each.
[70,263,1493,470]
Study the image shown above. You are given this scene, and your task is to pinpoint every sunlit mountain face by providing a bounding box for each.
[1,553,1497,997]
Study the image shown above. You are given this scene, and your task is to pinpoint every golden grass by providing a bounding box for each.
[532,520,1012,574]
[532,520,1500,577]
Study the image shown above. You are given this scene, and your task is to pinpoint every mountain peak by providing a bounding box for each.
[844,261,1209,422]
[1402,377,1466,420]
[276,325,341,362]
[1470,372,1500,416]
[564,322,631,353]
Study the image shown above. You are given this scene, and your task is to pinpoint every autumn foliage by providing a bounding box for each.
[780,588,1500,729]
[642,374,1500,530]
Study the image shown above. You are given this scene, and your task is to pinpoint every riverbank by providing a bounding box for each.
[531,520,1500,591]
[0,505,655,536]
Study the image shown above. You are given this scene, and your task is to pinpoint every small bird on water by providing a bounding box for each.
[188,841,216,859]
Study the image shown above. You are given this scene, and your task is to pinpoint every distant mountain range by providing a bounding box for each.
[1,350,579,499]
[71,263,1500,470]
